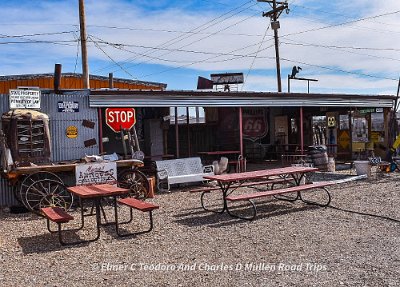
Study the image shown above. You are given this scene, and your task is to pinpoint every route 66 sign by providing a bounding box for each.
[242,108,268,141]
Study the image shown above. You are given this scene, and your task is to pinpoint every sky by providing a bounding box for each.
[0,0,399,95]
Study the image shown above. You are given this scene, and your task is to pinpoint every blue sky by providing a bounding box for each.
[1,0,399,95]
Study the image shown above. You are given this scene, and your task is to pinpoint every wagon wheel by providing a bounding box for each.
[118,169,149,200]
[24,179,73,214]
[17,171,63,205]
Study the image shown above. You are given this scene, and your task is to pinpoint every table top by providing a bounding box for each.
[204,166,318,183]
[198,150,240,156]
[67,184,130,199]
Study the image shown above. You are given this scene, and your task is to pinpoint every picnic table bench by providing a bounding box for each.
[225,181,335,220]
[155,157,214,192]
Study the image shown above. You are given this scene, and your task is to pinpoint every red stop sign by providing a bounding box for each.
[105,108,136,132]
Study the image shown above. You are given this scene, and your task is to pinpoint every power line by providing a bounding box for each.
[280,9,400,38]
[242,24,271,90]
[89,36,138,80]
[281,40,400,63]
[86,25,264,37]
[90,34,275,65]
[93,1,257,74]
[108,10,261,75]
[0,30,78,38]
[282,39,400,52]
[280,57,398,81]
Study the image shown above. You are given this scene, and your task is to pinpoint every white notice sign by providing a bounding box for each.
[75,162,117,186]
[9,89,41,109]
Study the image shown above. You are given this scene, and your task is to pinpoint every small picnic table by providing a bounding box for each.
[66,184,131,243]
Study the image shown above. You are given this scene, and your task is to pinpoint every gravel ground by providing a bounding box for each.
[0,168,399,287]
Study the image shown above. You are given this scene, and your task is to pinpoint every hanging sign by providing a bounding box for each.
[9,89,41,109]
[242,108,268,141]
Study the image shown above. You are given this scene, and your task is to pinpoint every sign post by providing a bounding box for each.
[105,108,136,133]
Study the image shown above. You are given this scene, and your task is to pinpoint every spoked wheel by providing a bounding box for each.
[118,169,149,200]
[17,171,63,205]
[24,179,73,214]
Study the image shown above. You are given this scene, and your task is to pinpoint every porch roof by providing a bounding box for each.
[89,90,395,108]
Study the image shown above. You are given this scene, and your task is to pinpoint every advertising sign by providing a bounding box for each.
[58,101,79,113]
[75,162,117,186]
[9,89,41,109]
[242,108,268,141]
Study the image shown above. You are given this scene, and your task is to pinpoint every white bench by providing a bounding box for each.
[155,157,214,192]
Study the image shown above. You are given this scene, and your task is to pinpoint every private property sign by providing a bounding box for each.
[9,89,41,109]
[105,108,136,132]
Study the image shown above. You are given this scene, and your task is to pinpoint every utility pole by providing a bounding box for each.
[79,0,90,89]
[257,0,289,92]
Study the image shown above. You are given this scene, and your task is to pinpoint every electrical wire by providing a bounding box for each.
[93,1,257,74]
[89,36,138,80]
[280,57,398,81]
[242,23,271,90]
[111,10,261,75]
[280,9,400,38]
[281,40,400,63]
[86,25,263,37]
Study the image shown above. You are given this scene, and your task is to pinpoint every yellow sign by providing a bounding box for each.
[66,126,78,139]
[338,130,350,149]
[327,116,336,128]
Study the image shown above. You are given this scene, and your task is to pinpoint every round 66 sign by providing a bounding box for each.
[105,108,136,132]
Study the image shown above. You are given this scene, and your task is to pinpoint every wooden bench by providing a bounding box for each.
[225,181,335,220]
[189,177,292,193]
[41,207,74,245]
[155,157,214,192]
[115,197,159,237]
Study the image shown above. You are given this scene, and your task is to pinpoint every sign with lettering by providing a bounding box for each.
[105,108,136,132]
[9,89,41,109]
[58,101,79,112]
[242,108,268,141]
[75,162,117,186]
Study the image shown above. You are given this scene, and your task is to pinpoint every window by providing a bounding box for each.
[169,107,205,124]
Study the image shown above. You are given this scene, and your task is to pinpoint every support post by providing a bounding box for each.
[79,0,90,89]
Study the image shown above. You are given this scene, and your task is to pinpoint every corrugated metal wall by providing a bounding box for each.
[0,90,99,206]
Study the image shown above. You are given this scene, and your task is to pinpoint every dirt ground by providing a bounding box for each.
[0,167,399,287]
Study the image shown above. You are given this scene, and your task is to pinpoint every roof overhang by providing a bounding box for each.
[89,90,395,108]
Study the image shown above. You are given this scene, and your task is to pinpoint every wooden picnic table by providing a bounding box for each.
[66,184,131,243]
[198,166,328,220]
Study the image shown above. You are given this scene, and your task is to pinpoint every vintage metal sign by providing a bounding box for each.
[66,126,78,139]
[210,73,244,84]
[9,89,41,109]
[75,162,117,186]
[58,101,79,112]
[242,108,268,141]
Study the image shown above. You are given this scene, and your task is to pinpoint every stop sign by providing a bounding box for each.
[105,108,136,132]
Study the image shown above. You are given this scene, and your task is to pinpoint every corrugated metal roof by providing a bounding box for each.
[89,90,395,108]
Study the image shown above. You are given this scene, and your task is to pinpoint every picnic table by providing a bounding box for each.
[196,166,334,220]
[41,184,159,245]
